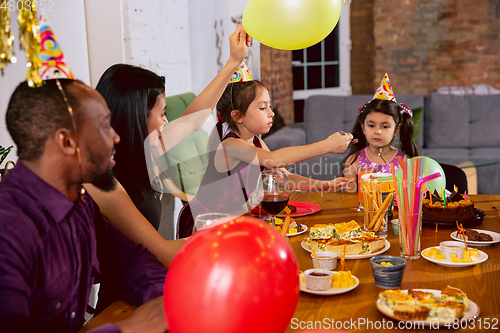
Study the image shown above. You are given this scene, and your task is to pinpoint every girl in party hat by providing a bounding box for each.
[177,79,355,237]
[342,73,420,180]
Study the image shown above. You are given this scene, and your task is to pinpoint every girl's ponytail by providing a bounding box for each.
[398,111,420,158]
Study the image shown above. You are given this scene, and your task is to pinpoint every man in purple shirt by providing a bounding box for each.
[0,79,168,332]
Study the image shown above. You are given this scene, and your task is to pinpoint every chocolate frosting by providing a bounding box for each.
[448,191,463,203]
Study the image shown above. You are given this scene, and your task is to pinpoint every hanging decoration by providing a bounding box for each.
[18,3,42,86]
[0,8,16,75]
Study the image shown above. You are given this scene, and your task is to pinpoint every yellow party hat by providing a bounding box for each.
[372,73,396,102]
[230,60,252,83]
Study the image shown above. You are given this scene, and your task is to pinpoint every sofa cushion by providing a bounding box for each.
[424,94,471,149]
[469,95,500,148]
[165,92,197,120]
[292,155,344,180]
[262,124,307,151]
[419,148,470,162]
[469,147,500,160]
[163,92,208,195]
[164,130,208,195]
[303,95,370,145]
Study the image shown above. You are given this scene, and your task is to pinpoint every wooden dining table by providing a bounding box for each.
[79,192,500,332]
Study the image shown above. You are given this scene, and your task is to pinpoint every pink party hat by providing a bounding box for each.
[230,60,252,83]
[372,73,396,102]
[37,12,74,80]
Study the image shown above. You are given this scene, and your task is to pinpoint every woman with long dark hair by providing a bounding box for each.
[85,26,251,267]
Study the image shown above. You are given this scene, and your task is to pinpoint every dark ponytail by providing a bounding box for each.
[399,111,419,158]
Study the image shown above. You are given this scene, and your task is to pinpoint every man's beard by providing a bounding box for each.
[91,167,117,192]
[85,146,117,192]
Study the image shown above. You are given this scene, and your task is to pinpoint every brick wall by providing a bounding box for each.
[372,0,500,95]
[350,0,375,95]
[260,45,294,125]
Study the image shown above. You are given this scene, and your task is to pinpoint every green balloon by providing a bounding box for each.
[395,156,446,193]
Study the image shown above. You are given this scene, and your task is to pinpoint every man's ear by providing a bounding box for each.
[231,109,243,124]
[55,129,78,155]
[394,123,402,137]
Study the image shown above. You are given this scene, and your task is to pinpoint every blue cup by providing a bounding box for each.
[370,255,407,289]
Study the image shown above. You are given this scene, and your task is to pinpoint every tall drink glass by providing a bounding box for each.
[193,213,230,233]
[399,212,423,260]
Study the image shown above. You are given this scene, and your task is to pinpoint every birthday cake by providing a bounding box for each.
[422,191,474,223]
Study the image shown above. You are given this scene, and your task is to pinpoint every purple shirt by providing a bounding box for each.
[0,161,167,333]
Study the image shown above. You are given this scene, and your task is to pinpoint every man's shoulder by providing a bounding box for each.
[0,179,50,239]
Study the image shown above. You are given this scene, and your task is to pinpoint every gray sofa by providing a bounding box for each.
[419,93,500,194]
[264,93,500,194]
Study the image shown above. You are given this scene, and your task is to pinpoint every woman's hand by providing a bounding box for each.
[228,25,251,65]
[321,177,356,192]
[326,131,354,154]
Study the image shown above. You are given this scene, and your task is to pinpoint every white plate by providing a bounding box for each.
[376,289,480,326]
[422,246,488,267]
[299,272,359,296]
[450,229,500,246]
[301,239,390,259]
[287,224,308,237]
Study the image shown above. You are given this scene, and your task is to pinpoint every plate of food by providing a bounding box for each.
[376,287,480,327]
[251,201,321,217]
[288,224,308,237]
[450,229,500,246]
[301,238,390,259]
[299,272,359,296]
[301,220,390,259]
[421,246,488,267]
[269,217,308,237]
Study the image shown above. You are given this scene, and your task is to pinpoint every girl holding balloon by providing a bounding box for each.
[341,74,420,182]
[177,80,355,238]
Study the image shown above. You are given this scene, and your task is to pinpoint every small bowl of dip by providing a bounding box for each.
[311,251,338,270]
[440,241,467,260]
[304,269,334,291]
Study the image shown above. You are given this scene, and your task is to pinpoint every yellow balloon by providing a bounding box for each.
[242,0,342,50]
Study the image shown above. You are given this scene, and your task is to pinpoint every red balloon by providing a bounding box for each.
[297,329,349,333]
[163,216,300,333]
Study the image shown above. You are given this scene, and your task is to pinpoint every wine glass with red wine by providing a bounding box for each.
[259,170,289,227]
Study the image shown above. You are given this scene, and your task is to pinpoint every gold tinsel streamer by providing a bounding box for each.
[0,8,15,75]
[18,4,42,87]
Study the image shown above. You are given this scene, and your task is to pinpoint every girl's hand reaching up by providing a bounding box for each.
[228,25,251,66]
[327,131,354,154]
